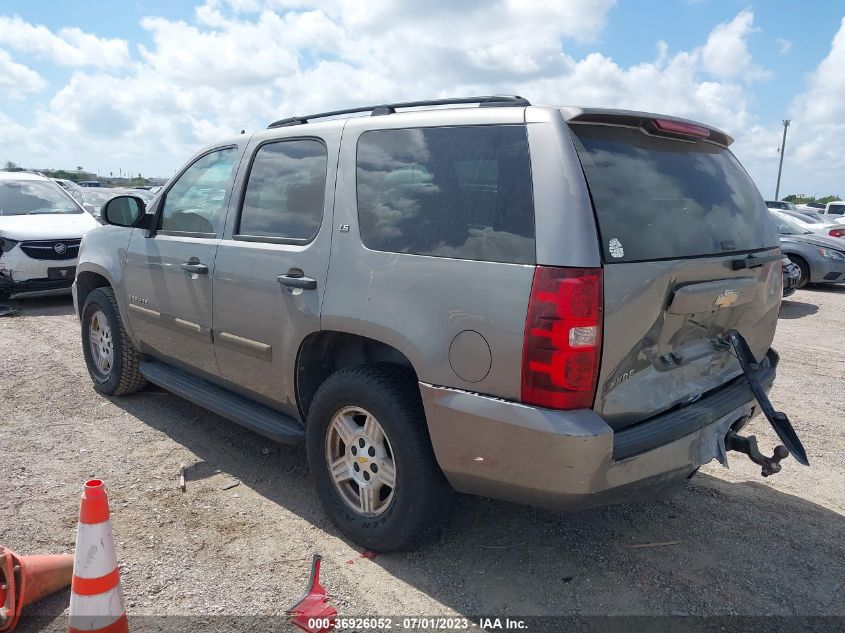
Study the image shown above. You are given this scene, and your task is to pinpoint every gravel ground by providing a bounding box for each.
[1,286,843,631]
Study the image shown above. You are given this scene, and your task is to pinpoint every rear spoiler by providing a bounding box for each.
[560,107,733,147]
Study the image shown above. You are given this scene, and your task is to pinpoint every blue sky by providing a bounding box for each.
[1,0,844,197]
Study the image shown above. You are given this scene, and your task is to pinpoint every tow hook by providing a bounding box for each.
[725,431,790,477]
[724,329,809,467]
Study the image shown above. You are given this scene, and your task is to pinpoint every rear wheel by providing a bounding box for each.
[306,364,453,551]
[81,287,147,395]
[788,255,810,288]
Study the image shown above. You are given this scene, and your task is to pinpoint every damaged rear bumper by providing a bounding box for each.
[421,350,779,510]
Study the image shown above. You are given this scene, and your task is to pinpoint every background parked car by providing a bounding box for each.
[130,188,156,204]
[0,171,99,298]
[78,180,103,188]
[52,178,85,204]
[782,257,800,297]
[765,200,798,211]
[81,187,135,221]
[772,208,845,240]
[796,202,827,212]
[822,201,845,222]
[771,211,845,287]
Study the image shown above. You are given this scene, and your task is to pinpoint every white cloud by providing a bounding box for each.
[776,37,792,54]
[779,17,845,196]
[1,1,840,200]
[0,15,130,68]
[700,10,769,81]
[0,48,46,98]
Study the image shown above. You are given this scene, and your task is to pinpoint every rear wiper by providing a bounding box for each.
[731,253,782,270]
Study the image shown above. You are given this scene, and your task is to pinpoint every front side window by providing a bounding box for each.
[161,147,238,234]
[356,125,535,264]
[0,180,82,216]
[238,140,327,241]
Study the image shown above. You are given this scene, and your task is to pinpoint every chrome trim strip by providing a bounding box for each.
[128,303,160,318]
[217,331,272,362]
[174,318,202,333]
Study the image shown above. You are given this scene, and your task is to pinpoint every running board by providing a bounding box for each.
[139,360,305,444]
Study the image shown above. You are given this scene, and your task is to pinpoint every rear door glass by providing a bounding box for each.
[571,124,777,263]
[356,125,535,264]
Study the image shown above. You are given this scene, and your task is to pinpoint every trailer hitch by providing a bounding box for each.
[725,431,790,477]
[724,329,809,468]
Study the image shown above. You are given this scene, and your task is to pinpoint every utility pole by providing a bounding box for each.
[775,119,790,200]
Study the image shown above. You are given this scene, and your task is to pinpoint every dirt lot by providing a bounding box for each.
[1,286,843,630]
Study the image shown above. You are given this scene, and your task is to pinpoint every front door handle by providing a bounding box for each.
[277,268,317,290]
[181,258,208,275]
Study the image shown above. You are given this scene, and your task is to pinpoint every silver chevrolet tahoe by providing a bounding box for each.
[73,96,807,551]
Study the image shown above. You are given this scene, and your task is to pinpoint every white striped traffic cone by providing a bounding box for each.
[68,479,128,633]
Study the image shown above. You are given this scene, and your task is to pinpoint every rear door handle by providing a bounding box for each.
[181,259,208,275]
[277,269,317,290]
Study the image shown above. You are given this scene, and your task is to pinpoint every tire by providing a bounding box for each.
[788,255,810,289]
[81,287,147,395]
[306,363,453,551]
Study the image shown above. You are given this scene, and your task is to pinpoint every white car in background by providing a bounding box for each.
[821,201,845,224]
[1,171,99,299]
[770,209,845,243]
[52,178,85,204]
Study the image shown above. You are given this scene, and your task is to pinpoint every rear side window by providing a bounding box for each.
[828,203,845,215]
[239,139,327,241]
[571,125,777,263]
[356,125,535,264]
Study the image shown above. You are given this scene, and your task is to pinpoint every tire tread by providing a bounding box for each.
[83,287,147,395]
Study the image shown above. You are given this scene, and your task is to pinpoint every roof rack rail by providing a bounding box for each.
[267,95,530,129]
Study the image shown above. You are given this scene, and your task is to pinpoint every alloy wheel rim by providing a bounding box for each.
[325,406,396,517]
[88,310,114,376]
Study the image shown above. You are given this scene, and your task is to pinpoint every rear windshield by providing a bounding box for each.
[571,124,776,263]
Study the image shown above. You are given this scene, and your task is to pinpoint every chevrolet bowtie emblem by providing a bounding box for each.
[714,289,739,309]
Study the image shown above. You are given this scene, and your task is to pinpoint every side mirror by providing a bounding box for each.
[103,196,151,228]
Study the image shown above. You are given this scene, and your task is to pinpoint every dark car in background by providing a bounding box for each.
[771,211,845,287]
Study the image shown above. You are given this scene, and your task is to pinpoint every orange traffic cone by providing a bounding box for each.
[0,546,74,633]
[68,480,128,633]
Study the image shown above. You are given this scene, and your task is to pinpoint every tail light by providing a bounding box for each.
[829,228,845,238]
[521,267,603,410]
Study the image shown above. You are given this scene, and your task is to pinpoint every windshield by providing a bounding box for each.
[571,124,776,262]
[0,180,82,216]
[770,212,811,235]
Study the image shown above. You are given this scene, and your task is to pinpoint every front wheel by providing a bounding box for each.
[788,256,810,289]
[81,287,147,395]
[306,364,453,551]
